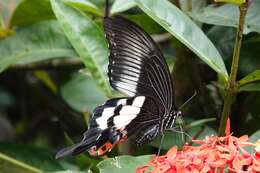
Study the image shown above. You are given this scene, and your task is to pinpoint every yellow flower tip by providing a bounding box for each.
[0,28,15,39]
[255,139,260,152]
[214,0,246,5]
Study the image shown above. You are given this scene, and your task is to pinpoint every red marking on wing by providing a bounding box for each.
[88,135,128,156]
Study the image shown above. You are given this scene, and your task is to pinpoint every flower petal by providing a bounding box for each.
[167,146,177,158]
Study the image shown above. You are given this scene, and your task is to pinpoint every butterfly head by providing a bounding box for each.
[176,110,182,118]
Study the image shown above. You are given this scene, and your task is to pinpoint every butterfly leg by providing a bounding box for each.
[179,124,185,143]
[157,132,165,156]
[166,126,193,142]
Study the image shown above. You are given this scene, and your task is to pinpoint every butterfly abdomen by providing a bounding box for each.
[55,128,102,158]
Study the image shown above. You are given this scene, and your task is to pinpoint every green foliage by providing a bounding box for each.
[0,20,76,73]
[10,0,54,27]
[51,0,111,96]
[0,0,260,172]
[127,14,165,34]
[245,130,260,153]
[190,0,260,34]
[0,143,64,172]
[238,70,260,87]
[63,0,103,16]
[239,82,260,92]
[135,0,228,80]
[250,130,260,143]
[111,0,136,14]
[61,73,107,112]
[149,118,217,150]
[97,155,152,173]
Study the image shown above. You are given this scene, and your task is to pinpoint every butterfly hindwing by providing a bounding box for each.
[90,96,161,131]
[56,96,161,157]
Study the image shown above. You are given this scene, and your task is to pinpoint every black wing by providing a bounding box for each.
[104,16,174,113]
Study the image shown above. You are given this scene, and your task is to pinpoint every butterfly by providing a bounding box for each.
[56,15,181,158]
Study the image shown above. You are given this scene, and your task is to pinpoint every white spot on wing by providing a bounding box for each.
[132,96,145,107]
[119,106,140,115]
[96,107,115,129]
[117,99,127,106]
[113,114,137,128]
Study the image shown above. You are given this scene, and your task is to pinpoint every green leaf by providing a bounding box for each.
[246,130,260,153]
[64,0,103,16]
[10,0,55,27]
[0,142,64,173]
[149,118,217,150]
[0,15,3,28]
[135,0,228,80]
[111,0,136,14]
[207,26,235,60]
[185,118,216,129]
[61,72,107,112]
[207,26,260,77]
[240,42,260,76]
[51,0,111,96]
[239,82,260,92]
[250,130,260,143]
[179,0,206,12]
[190,1,260,34]
[127,14,165,34]
[0,27,15,38]
[149,131,184,150]
[52,171,87,173]
[0,87,14,108]
[34,70,58,93]
[0,20,77,73]
[97,155,152,173]
[238,70,260,87]
[190,125,217,140]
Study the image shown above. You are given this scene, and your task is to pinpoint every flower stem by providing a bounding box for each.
[218,1,249,135]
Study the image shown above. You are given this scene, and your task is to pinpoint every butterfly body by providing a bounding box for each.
[56,16,181,158]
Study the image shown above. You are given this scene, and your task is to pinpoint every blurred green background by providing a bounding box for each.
[0,0,260,172]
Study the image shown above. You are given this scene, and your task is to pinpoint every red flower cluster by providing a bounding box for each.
[137,122,260,173]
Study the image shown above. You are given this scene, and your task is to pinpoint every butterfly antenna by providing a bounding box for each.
[179,90,197,110]
[105,0,110,17]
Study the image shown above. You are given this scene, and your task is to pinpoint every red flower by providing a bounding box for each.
[137,119,260,173]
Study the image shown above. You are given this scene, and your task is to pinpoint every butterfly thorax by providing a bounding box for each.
[161,110,182,131]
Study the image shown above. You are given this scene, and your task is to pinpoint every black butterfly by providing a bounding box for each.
[56,15,181,158]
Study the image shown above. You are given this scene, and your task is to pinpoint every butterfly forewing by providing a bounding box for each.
[104,17,174,112]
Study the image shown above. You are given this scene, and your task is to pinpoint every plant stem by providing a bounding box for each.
[0,153,43,173]
[218,1,249,135]
[187,0,192,11]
